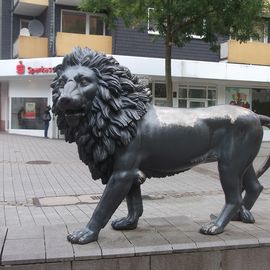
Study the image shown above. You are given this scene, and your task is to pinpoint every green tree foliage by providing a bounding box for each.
[80,0,270,107]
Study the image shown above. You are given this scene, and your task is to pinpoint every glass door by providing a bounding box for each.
[188,101,207,108]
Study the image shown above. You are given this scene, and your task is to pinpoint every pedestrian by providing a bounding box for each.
[43,105,51,138]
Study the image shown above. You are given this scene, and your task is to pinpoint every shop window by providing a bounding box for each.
[189,88,206,99]
[225,87,251,108]
[189,101,206,108]
[11,98,48,130]
[61,10,106,35]
[178,85,216,108]
[252,89,270,116]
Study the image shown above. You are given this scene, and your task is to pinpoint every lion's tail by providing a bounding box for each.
[256,114,270,178]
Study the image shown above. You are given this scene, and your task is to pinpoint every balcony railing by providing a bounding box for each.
[55,0,80,6]
[220,40,270,66]
[13,0,48,16]
[13,36,48,58]
[55,32,112,56]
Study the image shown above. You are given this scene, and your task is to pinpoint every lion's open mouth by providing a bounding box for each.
[64,109,86,127]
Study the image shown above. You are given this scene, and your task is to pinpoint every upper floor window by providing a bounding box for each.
[147,8,203,39]
[61,10,106,35]
[230,21,269,44]
[148,8,159,35]
[250,21,268,43]
[20,19,30,30]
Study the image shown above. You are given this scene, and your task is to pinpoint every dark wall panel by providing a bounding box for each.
[113,20,220,62]
[1,0,12,59]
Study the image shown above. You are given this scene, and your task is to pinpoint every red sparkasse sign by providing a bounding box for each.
[16,61,55,75]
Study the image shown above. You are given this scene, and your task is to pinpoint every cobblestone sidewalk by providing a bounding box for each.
[0,132,269,227]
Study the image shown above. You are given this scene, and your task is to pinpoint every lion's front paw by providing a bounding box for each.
[67,227,98,244]
[200,222,224,235]
[111,217,138,230]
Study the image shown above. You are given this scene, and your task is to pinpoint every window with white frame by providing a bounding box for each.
[20,19,30,30]
[61,10,106,35]
[148,8,159,35]
[230,21,269,44]
[147,7,204,39]
[250,21,268,43]
[178,85,217,108]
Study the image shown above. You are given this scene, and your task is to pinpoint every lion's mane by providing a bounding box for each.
[51,47,152,183]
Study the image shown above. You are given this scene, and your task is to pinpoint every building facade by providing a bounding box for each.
[0,0,270,140]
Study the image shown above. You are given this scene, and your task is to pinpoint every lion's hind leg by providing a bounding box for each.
[200,161,244,235]
[240,165,263,223]
[111,174,144,230]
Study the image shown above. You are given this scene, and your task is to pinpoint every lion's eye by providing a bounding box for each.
[59,79,66,88]
[80,78,90,87]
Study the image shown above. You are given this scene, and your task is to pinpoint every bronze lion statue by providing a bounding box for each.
[51,47,270,244]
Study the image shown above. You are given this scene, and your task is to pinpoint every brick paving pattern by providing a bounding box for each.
[0,132,270,269]
[0,132,269,227]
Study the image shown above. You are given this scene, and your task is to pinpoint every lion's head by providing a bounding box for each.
[51,47,152,183]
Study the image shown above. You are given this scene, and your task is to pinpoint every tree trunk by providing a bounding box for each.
[165,15,173,107]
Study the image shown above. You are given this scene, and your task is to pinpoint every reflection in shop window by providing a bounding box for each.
[155,83,166,98]
[154,83,167,107]
[225,87,251,108]
[11,98,48,130]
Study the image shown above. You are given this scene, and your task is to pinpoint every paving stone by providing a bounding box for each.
[16,207,36,226]
[247,228,270,245]
[123,219,172,256]
[144,217,197,252]
[0,134,270,267]
[38,196,80,207]
[66,223,102,261]
[97,225,135,258]
[44,224,74,262]
[216,224,259,249]
[0,226,7,262]
[166,216,202,232]
[0,207,6,227]
[231,221,270,245]
[183,230,225,250]
[2,238,45,265]
[6,225,43,240]
[167,217,225,250]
